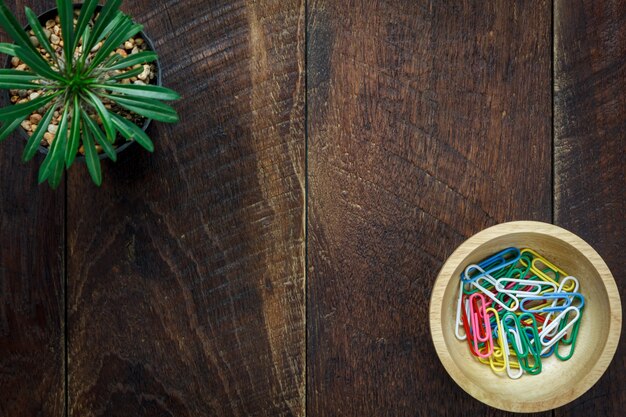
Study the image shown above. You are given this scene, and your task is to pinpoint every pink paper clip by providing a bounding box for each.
[469,293,494,358]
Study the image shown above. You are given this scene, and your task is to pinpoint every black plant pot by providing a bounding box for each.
[4,3,161,160]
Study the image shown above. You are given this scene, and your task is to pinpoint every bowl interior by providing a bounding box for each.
[433,224,620,412]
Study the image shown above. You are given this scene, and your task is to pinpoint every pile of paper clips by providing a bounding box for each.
[454,247,585,379]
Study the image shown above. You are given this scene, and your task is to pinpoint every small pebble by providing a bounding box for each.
[134,80,146,85]
[29,92,40,100]
[30,124,38,131]
[91,42,102,52]
[30,36,39,47]
[43,29,51,39]
[30,113,43,124]
[43,132,54,145]
[11,56,19,66]
[16,64,27,71]
[124,41,133,49]
[115,48,128,57]
[50,34,60,44]
[138,65,150,81]
[47,124,58,134]
[45,20,55,28]
[20,120,31,130]
[134,38,144,46]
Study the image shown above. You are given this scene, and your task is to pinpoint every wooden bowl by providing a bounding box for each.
[429,221,621,412]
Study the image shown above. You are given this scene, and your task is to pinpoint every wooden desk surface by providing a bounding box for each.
[0,0,623,416]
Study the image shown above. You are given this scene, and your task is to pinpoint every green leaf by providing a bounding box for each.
[23,103,55,161]
[81,108,116,161]
[0,42,17,55]
[89,17,142,71]
[82,122,102,186]
[38,103,69,185]
[83,90,116,142]
[0,1,39,54]
[84,0,122,52]
[103,51,158,71]
[0,91,59,120]
[65,95,81,167]
[0,69,42,90]
[96,52,122,70]
[0,114,26,142]
[13,46,65,82]
[0,68,41,81]
[73,0,98,50]
[0,81,40,89]
[82,22,91,54]
[96,83,179,101]
[88,15,130,69]
[103,93,179,123]
[24,7,59,67]
[107,66,143,81]
[94,10,123,44]
[0,81,41,89]
[56,0,74,66]
[110,112,153,152]
[48,138,66,188]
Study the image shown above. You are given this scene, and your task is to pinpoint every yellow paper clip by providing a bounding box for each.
[520,248,576,292]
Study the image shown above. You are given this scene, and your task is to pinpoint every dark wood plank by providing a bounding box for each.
[66,1,305,416]
[307,1,552,415]
[0,1,64,415]
[554,0,626,415]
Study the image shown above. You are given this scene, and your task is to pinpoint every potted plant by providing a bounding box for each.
[0,0,179,187]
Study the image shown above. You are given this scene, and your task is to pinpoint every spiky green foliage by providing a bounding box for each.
[0,0,179,187]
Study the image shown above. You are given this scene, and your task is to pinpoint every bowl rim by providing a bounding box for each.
[429,220,622,413]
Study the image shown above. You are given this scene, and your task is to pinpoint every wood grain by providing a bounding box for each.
[430,221,621,413]
[307,1,552,415]
[66,1,305,416]
[0,120,65,417]
[0,150,64,417]
[0,2,64,417]
[554,0,626,415]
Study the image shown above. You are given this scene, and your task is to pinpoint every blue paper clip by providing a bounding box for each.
[461,247,521,283]
[519,292,585,313]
